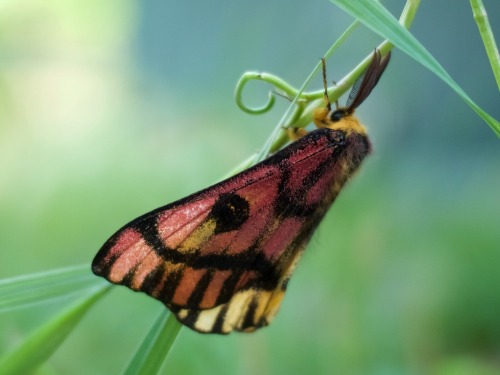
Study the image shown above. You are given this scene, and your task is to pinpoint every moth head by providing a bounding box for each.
[313,50,391,135]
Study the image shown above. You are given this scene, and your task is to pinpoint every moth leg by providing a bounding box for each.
[273,90,293,102]
[312,107,330,128]
[273,90,308,103]
[286,127,308,141]
[330,80,340,110]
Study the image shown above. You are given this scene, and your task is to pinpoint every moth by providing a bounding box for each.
[92,50,391,334]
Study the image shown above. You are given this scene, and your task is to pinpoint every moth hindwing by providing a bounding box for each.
[92,50,391,334]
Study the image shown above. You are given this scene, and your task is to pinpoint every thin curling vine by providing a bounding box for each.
[235,72,319,115]
[233,38,398,165]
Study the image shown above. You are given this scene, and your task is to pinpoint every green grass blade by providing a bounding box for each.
[0,285,110,375]
[0,265,102,312]
[330,0,500,137]
[123,311,182,375]
[470,0,500,90]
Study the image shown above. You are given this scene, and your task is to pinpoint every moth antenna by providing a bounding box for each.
[331,80,339,110]
[321,58,332,112]
[345,49,391,113]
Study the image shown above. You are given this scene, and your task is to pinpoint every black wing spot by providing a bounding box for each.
[209,193,250,234]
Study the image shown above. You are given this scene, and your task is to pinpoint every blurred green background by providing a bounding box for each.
[1,0,499,374]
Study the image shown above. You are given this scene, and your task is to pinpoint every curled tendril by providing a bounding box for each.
[235,72,325,114]
[234,73,275,114]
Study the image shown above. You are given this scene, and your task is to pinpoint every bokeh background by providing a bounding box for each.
[1,0,499,374]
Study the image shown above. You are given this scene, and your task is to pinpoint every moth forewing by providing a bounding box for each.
[92,49,391,334]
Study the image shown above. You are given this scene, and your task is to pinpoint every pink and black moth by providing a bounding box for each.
[92,50,391,334]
